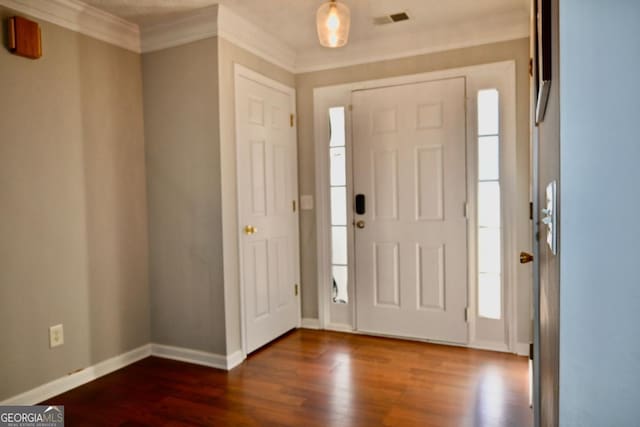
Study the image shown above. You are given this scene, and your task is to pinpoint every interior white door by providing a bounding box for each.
[353,77,468,343]
[236,70,299,353]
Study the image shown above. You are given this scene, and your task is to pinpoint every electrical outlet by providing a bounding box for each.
[49,324,64,348]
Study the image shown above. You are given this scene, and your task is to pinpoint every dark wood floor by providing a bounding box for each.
[43,330,531,426]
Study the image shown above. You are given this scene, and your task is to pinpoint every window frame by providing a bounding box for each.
[476,89,503,321]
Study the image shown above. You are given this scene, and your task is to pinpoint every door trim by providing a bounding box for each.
[234,64,301,357]
[313,61,526,354]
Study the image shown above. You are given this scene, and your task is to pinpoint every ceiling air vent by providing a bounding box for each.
[390,12,410,22]
[373,11,410,26]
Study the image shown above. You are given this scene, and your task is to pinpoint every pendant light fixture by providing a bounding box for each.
[316,0,350,48]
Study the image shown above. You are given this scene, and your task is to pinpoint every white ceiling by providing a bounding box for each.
[226,0,527,50]
[81,0,530,71]
[83,0,528,44]
[81,0,218,27]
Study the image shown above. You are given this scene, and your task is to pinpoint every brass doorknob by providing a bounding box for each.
[356,220,365,229]
[520,252,534,264]
[244,225,258,235]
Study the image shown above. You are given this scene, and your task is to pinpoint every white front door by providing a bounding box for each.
[352,77,468,343]
[235,68,299,353]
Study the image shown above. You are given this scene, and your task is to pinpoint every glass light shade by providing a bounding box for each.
[316,1,350,48]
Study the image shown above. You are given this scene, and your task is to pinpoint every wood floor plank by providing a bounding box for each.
[43,330,531,426]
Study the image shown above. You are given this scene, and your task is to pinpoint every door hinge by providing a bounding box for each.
[293,200,297,212]
[529,342,534,360]
[465,307,470,322]
[463,202,469,219]
[294,283,299,296]
[290,113,295,127]
[348,104,353,111]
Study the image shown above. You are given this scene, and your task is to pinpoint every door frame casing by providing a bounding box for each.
[313,61,525,354]
[234,64,301,358]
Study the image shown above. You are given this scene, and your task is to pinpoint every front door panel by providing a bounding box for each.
[353,78,468,343]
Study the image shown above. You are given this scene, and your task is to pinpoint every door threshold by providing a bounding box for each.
[320,325,514,354]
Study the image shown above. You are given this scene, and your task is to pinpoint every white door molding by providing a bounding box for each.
[313,61,523,353]
[234,64,300,356]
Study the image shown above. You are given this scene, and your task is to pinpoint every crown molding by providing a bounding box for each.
[294,8,530,73]
[139,4,297,73]
[141,5,218,54]
[0,0,140,53]
[0,0,528,74]
[217,5,297,73]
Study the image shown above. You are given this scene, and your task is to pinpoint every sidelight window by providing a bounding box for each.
[329,107,348,304]
[477,89,502,320]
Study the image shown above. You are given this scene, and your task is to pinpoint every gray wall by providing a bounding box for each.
[0,5,534,401]
[142,37,226,354]
[559,0,640,425]
[295,39,532,347]
[217,38,296,355]
[0,8,149,401]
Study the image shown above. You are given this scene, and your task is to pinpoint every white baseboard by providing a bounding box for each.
[0,344,152,406]
[325,323,355,333]
[300,318,321,330]
[1,342,249,405]
[225,349,246,370]
[467,340,511,354]
[150,343,245,371]
[515,342,531,357]
[301,323,527,357]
